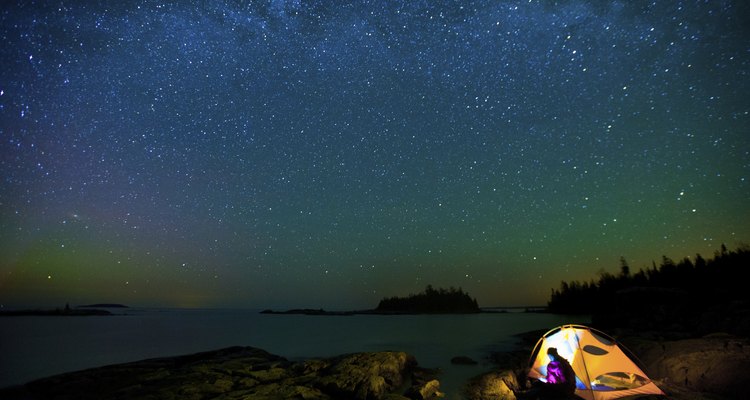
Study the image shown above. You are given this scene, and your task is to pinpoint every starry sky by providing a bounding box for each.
[1,1,748,310]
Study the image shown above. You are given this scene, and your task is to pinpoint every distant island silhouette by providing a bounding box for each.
[78,304,129,308]
[376,285,480,314]
[0,303,113,317]
[262,285,481,315]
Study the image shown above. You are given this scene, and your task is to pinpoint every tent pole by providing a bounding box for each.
[572,327,595,400]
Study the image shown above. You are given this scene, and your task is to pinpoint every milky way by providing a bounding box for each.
[1,1,748,309]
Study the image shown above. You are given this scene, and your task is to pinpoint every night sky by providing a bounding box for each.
[1,1,748,310]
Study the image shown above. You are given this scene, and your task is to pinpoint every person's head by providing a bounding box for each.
[547,347,559,361]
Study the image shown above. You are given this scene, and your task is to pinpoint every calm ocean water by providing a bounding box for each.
[0,308,588,397]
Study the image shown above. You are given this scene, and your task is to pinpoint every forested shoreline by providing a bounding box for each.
[548,245,750,336]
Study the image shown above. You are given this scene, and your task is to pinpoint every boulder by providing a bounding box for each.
[464,369,520,400]
[317,352,414,399]
[450,356,478,365]
[405,366,443,400]
[413,379,443,399]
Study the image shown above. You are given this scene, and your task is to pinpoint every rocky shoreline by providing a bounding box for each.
[0,347,444,400]
[1,331,747,399]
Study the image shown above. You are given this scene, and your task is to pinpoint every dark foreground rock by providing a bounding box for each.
[623,333,750,399]
[0,347,443,400]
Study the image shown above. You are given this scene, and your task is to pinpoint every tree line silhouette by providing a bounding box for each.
[548,245,750,335]
[376,285,480,314]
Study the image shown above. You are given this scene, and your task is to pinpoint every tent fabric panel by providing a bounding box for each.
[592,381,665,400]
[574,389,595,400]
[578,343,650,383]
[551,326,651,387]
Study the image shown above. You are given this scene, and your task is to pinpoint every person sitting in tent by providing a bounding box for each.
[542,347,577,397]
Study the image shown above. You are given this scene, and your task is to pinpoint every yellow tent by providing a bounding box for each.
[528,325,665,400]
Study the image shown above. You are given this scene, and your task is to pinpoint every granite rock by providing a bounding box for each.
[624,334,750,399]
[0,347,430,400]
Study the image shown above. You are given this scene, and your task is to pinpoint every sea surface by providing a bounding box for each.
[0,308,588,397]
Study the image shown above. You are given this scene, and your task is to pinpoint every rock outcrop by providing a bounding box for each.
[623,334,750,399]
[0,347,439,400]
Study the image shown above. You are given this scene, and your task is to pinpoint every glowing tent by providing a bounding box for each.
[528,325,665,400]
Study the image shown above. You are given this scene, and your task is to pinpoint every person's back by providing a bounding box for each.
[557,357,577,395]
[545,348,577,397]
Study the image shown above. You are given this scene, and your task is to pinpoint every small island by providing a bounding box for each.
[0,303,112,317]
[262,285,481,315]
[375,285,480,314]
[78,303,129,308]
